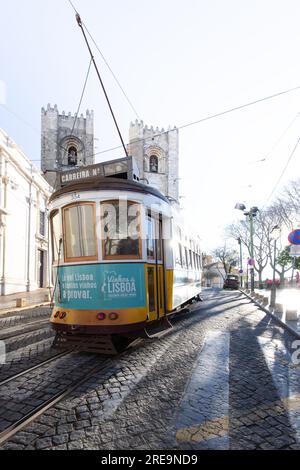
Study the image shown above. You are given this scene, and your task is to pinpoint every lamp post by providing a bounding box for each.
[237,237,243,287]
[270,225,281,309]
[235,203,259,293]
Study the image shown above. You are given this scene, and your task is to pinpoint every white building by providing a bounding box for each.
[0,129,52,296]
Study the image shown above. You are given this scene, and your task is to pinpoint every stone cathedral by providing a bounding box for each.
[41,104,94,187]
[41,105,179,202]
[128,120,179,202]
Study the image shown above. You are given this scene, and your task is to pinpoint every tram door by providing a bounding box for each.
[147,215,165,321]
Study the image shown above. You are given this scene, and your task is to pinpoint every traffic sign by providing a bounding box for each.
[289,245,300,257]
[239,269,243,274]
[288,229,300,245]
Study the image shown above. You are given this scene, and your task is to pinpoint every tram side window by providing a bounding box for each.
[156,218,163,261]
[175,242,182,268]
[63,203,97,261]
[188,249,193,269]
[195,253,199,270]
[193,252,197,270]
[50,210,61,262]
[146,215,155,259]
[147,215,163,261]
[183,247,188,269]
[101,200,141,259]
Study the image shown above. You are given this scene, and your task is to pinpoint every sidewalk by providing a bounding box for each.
[0,288,51,314]
[242,288,300,339]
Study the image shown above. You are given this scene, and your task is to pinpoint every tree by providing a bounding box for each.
[211,244,239,280]
[271,178,300,228]
[276,246,300,282]
[226,211,269,288]
[225,179,300,288]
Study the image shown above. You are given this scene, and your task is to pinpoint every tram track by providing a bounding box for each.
[0,348,74,387]
[0,318,51,341]
[0,307,51,329]
[0,338,143,447]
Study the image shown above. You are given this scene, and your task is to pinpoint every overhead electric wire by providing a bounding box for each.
[69,58,92,139]
[0,59,93,164]
[2,83,300,163]
[75,12,129,158]
[258,112,300,163]
[67,0,140,119]
[263,136,300,206]
[85,84,300,161]
[54,57,92,187]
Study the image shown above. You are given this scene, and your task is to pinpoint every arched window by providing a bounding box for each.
[68,146,78,166]
[149,155,158,173]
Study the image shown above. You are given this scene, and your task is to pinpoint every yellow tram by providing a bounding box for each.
[49,175,202,351]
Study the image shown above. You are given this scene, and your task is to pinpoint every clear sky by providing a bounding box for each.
[1,0,300,252]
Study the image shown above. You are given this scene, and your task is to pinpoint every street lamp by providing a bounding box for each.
[237,237,243,287]
[235,203,259,293]
[270,224,281,309]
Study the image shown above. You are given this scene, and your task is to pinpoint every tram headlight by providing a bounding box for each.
[97,312,106,320]
[109,312,119,321]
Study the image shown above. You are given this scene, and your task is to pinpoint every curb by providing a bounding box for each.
[0,302,51,316]
[240,289,300,340]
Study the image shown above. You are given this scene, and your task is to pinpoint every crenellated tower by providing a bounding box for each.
[41,104,94,187]
[128,120,179,201]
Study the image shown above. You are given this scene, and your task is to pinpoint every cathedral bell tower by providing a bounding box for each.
[128,120,179,202]
[41,104,94,187]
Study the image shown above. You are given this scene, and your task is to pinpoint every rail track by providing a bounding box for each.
[0,318,51,341]
[0,348,74,387]
[0,338,142,447]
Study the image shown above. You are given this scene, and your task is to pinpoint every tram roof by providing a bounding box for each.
[49,176,170,204]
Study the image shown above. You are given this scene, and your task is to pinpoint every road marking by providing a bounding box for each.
[175,330,230,449]
[258,336,300,443]
[175,333,300,449]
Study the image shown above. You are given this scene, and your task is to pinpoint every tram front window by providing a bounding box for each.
[63,203,97,261]
[101,200,141,259]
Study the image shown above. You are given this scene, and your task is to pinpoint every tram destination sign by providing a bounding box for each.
[60,163,104,185]
[59,157,138,187]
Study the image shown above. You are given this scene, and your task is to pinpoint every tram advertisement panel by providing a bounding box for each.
[54,264,146,310]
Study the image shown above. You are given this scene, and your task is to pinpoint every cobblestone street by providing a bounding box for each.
[1,288,300,450]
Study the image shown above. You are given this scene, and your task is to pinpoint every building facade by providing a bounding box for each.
[0,129,52,295]
[128,120,179,202]
[41,104,94,188]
